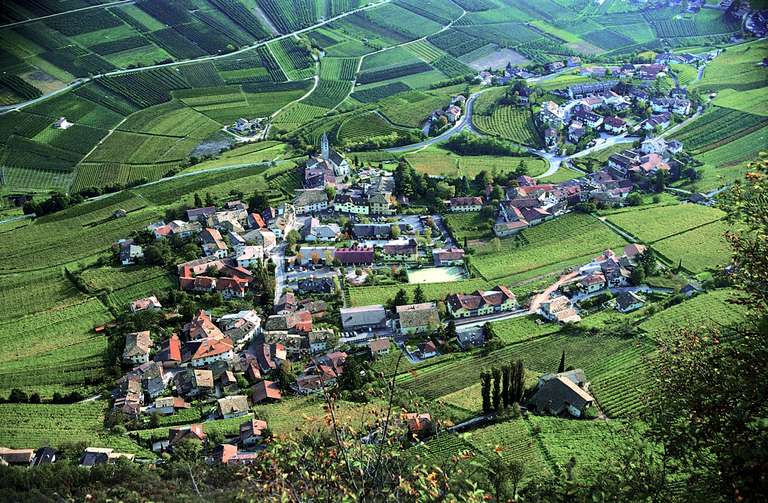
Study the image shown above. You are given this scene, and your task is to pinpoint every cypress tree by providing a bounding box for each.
[502,365,511,409]
[558,351,566,374]
[481,371,492,414]
[492,367,502,411]
[512,359,525,404]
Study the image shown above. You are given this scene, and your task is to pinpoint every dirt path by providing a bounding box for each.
[528,270,580,314]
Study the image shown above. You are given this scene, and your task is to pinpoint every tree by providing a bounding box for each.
[423,227,432,242]
[631,266,646,286]
[390,224,401,239]
[626,192,643,206]
[286,229,300,246]
[654,170,667,193]
[491,367,501,411]
[446,320,457,342]
[392,288,409,308]
[194,193,203,208]
[324,185,336,201]
[413,285,426,304]
[204,192,215,207]
[480,371,492,414]
[491,184,504,201]
[501,365,511,409]
[511,359,525,404]
[558,351,566,373]
[515,159,529,177]
[719,153,768,314]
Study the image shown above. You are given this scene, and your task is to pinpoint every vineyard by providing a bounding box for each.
[473,106,542,146]
[605,204,725,243]
[336,112,399,142]
[672,107,768,154]
[357,61,433,85]
[302,79,352,108]
[257,0,318,33]
[432,55,473,78]
[651,220,731,273]
[489,316,561,345]
[0,297,112,398]
[396,331,654,401]
[270,38,316,80]
[350,82,411,103]
[428,28,488,57]
[471,214,626,281]
[0,208,161,273]
[581,29,635,50]
[443,211,494,241]
[638,289,748,338]
[528,416,635,477]
[320,57,359,80]
[71,162,173,192]
[406,40,445,63]
[272,102,328,130]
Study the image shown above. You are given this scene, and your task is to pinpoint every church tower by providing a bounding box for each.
[321,132,330,160]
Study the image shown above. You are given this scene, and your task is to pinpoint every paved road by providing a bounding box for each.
[0,0,393,115]
[385,89,489,153]
[0,214,34,226]
[271,244,287,305]
[454,308,530,330]
[597,216,638,243]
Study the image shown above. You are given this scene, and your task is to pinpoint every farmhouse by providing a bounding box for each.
[446,286,518,318]
[340,305,387,332]
[397,302,440,335]
[334,193,369,215]
[540,296,581,324]
[540,101,565,127]
[216,395,250,419]
[368,337,391,357]
[382,239,418,261]
[432,248,465,266]
[615,291,645,313]
[240,418,268,447]
[603,116,627,134]
[530,371,594,417]
[293,189,329,215]
[252,380,282,403]
[130,296,162,313]
[449,196,483,212]
[123,331,151,365]
[335,247,374,265]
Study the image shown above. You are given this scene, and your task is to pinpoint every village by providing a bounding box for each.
[0,88,713,469]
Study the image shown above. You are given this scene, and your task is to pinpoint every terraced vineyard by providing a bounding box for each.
[638,289,748,338]
[396,332,655,402]
[672,107,768,154]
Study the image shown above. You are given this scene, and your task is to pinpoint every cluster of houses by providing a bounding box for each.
[535,243,652,325]
[426,95,466,133]
[539,77,692,152]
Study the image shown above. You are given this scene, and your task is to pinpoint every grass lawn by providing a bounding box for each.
[404,145,547,178]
